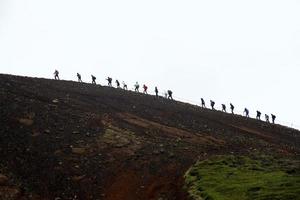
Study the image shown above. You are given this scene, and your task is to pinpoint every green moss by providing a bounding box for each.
[184,155,300,200]
[101,127,138,147]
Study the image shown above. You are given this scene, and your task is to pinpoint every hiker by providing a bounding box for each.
[155,86,159,97]
[54,70,59,80]
[134,82,140,92]
[77,73,82,82]
[222,104,226,112]
[230,103,234,114]
[122,81,128,90]
[116,80,120,88]
[106,77,112,87]
[167,90,173,100]
[271,114,276,124]
[91,75,96,84]
[210,100,215,110]
[265,114,270,123]
[143,84,148,94]
[201,98,206,108]
[244,108,249,118]
[256,111,261,120]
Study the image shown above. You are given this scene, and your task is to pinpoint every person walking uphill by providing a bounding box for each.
[155,87,159,97]
[230,103,234,114]
[256,111,261,120]
[91,75,96,84]
[143,84,148,94]
[271,114,276,124]
[244,108,249,118]
[167,90,173,100]
[116,80,120,88]
[122,81,128,90]
[210,100,215,110]
[265,114,270,123]
[106,77,112,87]
[54,70,59,80]
[222,104,226,112]
[134,82,140,92]
[201,98,206,108]
[77,73,82,82]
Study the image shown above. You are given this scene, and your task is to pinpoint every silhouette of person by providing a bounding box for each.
[155,87,159,97]
[201,98,206,108]
[271,114,276,124]
[230,103,234,114]
[256,111,261,120]
[115,80,120,88]
[143,84,148,94]
[77,73,82,82]
[122,81,128,90]
[265,114,270,123]
[222,104,226,112]
[167,90,173,100]
[106,77,112,86]
[134,82,139,92]
[91,75,96,84]
[210,100,215,110]
[244,108,249,117]
[54,70,59,80]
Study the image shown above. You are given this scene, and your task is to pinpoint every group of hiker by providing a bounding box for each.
[200,98,276,123]
[54,70,277,124]
[54,70,174,100]
[244,108,276,124]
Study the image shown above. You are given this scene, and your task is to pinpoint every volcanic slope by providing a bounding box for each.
[0,74,299,200]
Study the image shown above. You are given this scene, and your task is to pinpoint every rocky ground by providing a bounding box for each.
[0,74,299,200]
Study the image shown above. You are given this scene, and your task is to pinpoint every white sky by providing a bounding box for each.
[0,0,300,129]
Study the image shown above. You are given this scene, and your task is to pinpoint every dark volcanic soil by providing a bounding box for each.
[0,74,299,200]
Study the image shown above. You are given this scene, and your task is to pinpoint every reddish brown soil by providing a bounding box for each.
[0,74,299,200]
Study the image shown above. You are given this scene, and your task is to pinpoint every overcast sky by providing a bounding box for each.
[0,0,299,129]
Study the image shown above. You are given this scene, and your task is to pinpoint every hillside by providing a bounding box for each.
[0,74,299,200]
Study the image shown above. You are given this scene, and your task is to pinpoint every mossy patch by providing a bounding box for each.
[184,155,300,200]
[100,127,141,148]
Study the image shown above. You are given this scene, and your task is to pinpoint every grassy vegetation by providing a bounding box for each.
[184,155,300,200]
